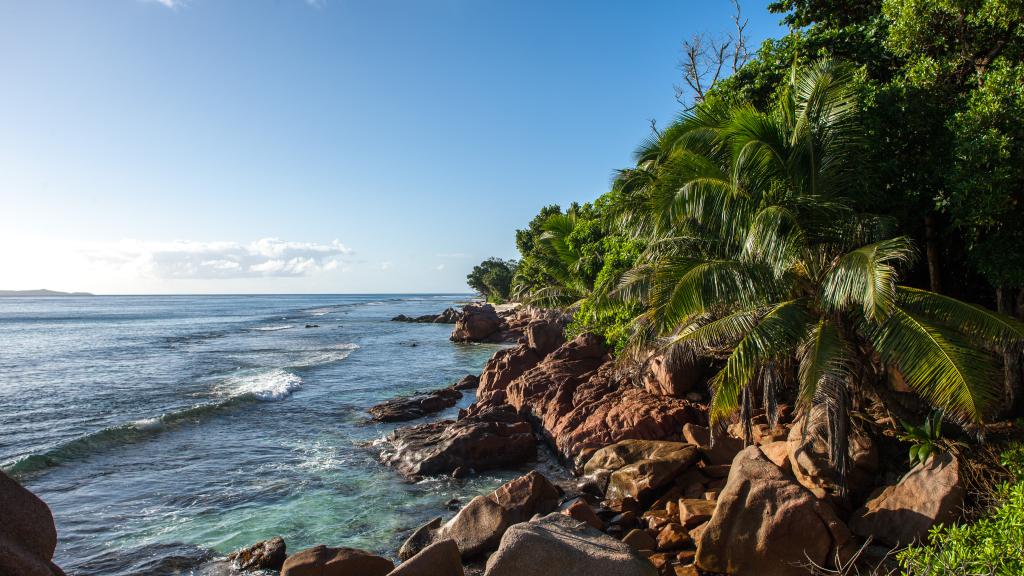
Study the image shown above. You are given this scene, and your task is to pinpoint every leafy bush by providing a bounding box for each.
[466,258,517,303]
[897,443,1024,575]
[564,235,643,354]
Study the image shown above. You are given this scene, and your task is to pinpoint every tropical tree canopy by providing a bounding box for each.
[605,59,1024,444]
[466,258,517,303]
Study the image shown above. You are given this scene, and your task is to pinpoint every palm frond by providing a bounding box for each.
[797,319,853,409]
[818,237,917,321]
[867,307,1003,423]
[709,299,814,423]
[897,286,1024,349]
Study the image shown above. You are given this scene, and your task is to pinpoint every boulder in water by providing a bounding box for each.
[280,545,393,576]
[369,387,462,422]
[392,308,462,324]
[450,304,503,342]
[382,406,537,479]
[228,536,287,571]
[0,470,65,576]
[452,374,479,391]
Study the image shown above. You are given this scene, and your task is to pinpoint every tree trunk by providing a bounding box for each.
[998,287,1023,417]
[925,213,942,293]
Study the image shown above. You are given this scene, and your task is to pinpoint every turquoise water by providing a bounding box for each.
[0,295,547,575]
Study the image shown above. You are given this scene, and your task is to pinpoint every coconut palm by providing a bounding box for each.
[513,211,599,309]
[610,59,1024,472]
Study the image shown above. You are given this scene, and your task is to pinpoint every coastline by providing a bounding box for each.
[2,299,1001,576]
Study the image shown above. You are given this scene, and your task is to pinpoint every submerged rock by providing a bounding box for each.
[483,513,657,576]
[0,471,65,576]
[280,545,393,576]
[382,406,536,479]
[369,387,462,422]
[392,308,462,324]
[227,536,286,571]
[849,452,964,547]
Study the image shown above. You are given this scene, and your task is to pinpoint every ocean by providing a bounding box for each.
[0,294,546,575]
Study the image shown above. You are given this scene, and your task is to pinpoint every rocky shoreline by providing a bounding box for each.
[2,303,974,576]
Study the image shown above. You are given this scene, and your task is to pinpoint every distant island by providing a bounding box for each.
[0,289,94,297]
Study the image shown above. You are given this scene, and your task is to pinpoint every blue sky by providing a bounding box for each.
[0,0,785,294]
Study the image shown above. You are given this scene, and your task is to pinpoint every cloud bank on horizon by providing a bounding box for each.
[82,238,352,280]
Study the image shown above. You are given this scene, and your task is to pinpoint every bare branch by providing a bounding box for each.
[648,118,661,137]
[674,0,753,109]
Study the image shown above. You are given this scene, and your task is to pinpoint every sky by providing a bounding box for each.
[0,0,786,294]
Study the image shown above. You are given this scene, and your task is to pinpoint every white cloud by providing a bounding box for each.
[435,264,445,271]
[149,0,182,8]
[435,252,467,258]
[79,238,352,279]
[380,261,392,271]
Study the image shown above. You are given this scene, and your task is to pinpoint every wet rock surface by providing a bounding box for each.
[393,308,462,324]
[0,471,65,576]
[227,536,287,571]
[280,545,394,576]
[369,386,463,422]
[382,406,537,479]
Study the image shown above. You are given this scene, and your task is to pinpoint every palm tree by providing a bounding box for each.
[610,59,1024,473]
[513,210,601,309]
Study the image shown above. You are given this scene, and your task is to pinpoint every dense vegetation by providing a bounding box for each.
[471,0,1024,412]
[898,443,1024,574]
[461,1,1024,570]
[466,257,517,303]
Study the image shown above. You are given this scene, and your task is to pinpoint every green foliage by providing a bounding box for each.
[1002,443,1024,478]
[466,258,517,303]
[609,59,1024,442]
[898,410,946,466]
[897,444,1024,575]
[565,236,645,353]
[943,61,1024,288]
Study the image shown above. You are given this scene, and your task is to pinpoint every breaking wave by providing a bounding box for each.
[4,369,306,477]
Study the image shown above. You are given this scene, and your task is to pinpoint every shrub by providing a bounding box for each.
[897,443,1024,575]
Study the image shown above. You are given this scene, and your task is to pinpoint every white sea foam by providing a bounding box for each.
[295,441,343,472]
[290,343,359,368]
[254,324,295,332]
[222,369,303,401]
[132,417,164,431]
